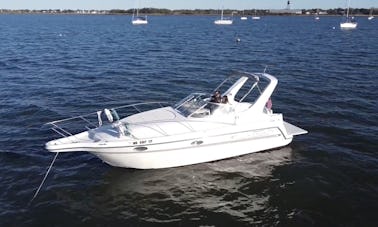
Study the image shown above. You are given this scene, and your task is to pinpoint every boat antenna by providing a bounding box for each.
[263,65,269,73]
[29,152,59,205]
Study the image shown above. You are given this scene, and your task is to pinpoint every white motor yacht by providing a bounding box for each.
[45,71,307,169]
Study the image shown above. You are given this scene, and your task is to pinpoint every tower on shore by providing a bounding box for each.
[286,1,291,10]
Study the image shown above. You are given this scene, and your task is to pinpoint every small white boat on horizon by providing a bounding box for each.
[368,8,374,20]
[131,1,148,25]
[132,15,148,25]
[340,20,357,29]
[240,10,247,20]
[252,9,261,20]
[214,8,233,25]
[315,9,320,21]
[45,71,307,169]
[340,0,357,29]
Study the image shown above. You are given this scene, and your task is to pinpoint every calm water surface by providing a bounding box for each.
[0,15,377,226]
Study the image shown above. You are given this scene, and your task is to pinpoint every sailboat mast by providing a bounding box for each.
[346,0,350,18]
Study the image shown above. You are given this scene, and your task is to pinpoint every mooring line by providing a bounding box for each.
[30,152,59,204]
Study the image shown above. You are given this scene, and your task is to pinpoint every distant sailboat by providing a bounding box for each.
[340,0,357,29]
[251,9,261,20]
[241,11,247,20]
[314,9,320,21]
[132,1,148,25]
[368,8,374,20]
[214,7,233,25]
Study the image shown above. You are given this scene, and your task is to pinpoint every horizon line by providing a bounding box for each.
[0,7,373,11]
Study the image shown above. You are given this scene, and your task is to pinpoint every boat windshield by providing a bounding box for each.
[174,71,272,118]
[174,93,233,118]
[174,93,209,117]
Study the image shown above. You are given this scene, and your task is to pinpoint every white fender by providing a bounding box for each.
[97,111,103,126]
[104,108,113,123]
[111,108,120,121]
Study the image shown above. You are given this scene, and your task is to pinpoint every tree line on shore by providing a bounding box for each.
[0,8,375,16]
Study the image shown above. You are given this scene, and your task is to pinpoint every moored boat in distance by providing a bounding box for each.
[214,8,233,25]
[340,0,357,29]
[251,9,261,20]
[132,16,148,25]
[315,9,320,20]
[368,7,374,20]
[131,0,148,25]
[340,19,357,29]
[240,10,247,20]
[45,71,307,169]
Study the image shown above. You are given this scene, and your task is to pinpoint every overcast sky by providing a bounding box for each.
[1,0,375,10]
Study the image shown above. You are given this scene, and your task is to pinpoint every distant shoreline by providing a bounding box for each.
[0,13,372,17]
[0,8,375,16]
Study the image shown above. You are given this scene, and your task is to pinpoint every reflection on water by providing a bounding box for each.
[103,147,293,192]
[74,147,295,224]
[207,147,294,178]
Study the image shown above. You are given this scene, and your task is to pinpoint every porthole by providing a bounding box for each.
[134,146,148,151]
[191,140,203,145]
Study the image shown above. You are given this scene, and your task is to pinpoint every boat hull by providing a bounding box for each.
[52,126,293,169]
[132,19,148,25]
[94,133,292,169]
[340,22,357,29]
[214,20,233,25]
[46,110,306,169]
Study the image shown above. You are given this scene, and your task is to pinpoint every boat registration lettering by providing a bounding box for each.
[132,140,153,145]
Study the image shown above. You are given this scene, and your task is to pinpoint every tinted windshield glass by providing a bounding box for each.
[175,93,209,117]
